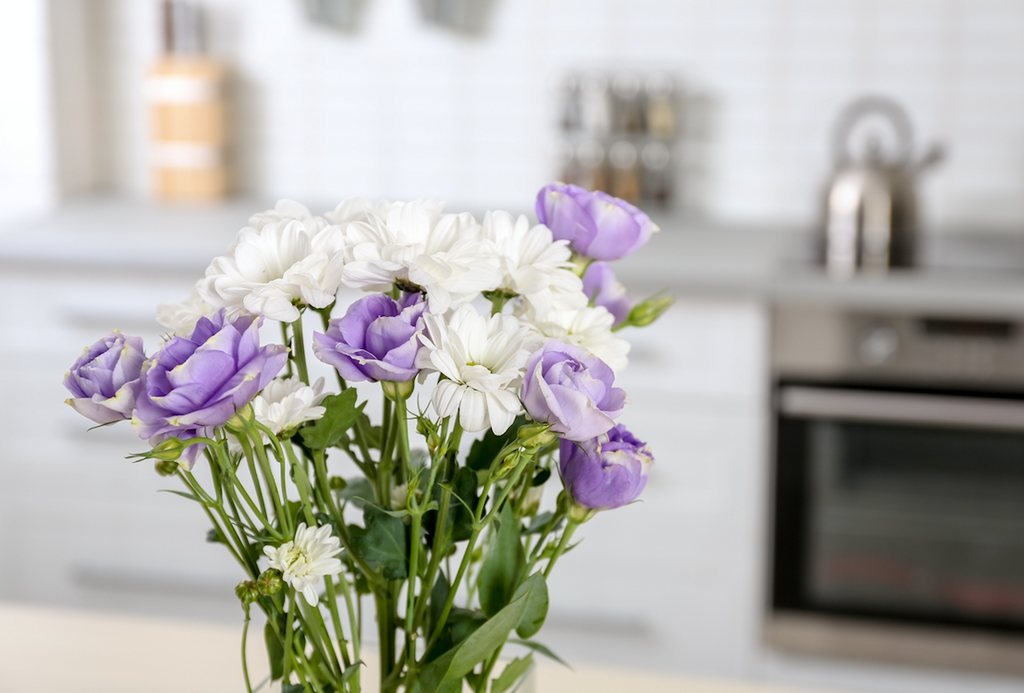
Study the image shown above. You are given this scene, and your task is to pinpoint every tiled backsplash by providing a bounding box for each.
[76,0,1024,228]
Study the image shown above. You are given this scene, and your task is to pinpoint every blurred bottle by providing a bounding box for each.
[609,140,640,204]
[555,72,581,132]
[552,139,581,187]
[612,72,645,134]
[579,72,612,138]
[148,0,228,202]
[641,141,673,204]
[644,72,676,139]
[576,140,607,193]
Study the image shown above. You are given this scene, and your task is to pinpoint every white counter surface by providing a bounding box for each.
[5,197,1024,316]
[0,601,837,693]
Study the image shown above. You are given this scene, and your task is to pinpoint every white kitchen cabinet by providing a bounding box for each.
[543,298,770,676]
[0,265,246,621]
[0,254,775,677]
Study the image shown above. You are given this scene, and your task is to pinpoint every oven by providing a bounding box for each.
[766,304,1024,675]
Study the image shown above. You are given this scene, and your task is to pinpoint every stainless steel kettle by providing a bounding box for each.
[821,96,944,277]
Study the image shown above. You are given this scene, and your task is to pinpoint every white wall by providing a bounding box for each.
[0,1,56,222]
[79,0,1024,230]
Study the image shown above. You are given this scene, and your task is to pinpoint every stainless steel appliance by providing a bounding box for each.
[767,304,1024,675]
[821,96,944,278]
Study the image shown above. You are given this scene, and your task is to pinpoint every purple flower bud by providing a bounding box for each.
[132,310,288,467]
[64,331,146,424]
[581,262,631,326]
[559,425,653,510]
[535,183,656,261]
[520,340,627,442]
[313,293,426,383]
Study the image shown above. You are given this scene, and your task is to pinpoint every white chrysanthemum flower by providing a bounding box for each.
[156,286,216,337]
[197,209,347,323]
[254,376,327,435]
[338,199,503,313]
[263,522,343,606]
[325,197,428,227]
[480,210,587,315]
[249,199,318,229]
[518,303,631,372]
[416,304,534,435]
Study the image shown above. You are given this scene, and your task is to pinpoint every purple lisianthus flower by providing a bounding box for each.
[312,292,426,383]
[132,310,288,468]
[582,262,631,326]
[559,424,653,510]
[535,183,656,261]
[64,331,146,424]
[520,339,627,442]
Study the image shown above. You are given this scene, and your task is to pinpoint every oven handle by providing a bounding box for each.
[779,386,1024,431]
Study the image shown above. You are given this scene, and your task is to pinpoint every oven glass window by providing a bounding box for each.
[800,418,1024,628]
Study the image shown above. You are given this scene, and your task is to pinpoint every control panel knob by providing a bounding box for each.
[859,325,899,366]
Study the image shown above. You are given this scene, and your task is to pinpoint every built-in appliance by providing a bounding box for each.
[767,304,1024,675]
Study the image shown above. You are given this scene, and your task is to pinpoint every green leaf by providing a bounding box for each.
[358,412,382,449]
[299,389,363,450]
[491,654,534,693]
[265,621,284,681]
[513,572,548,639]
[341,661,363,685]
[282,684,305,693]
[465,416,525,471]
[349,503,408,580]
[205,528,225,545]
[158,489,203,504]
[477,503,525,617]
[509,638,571,669]
[448,574,542,679]
[524,512,562,535]
[413,574,543,693]
[428,570,450,637]
[337,477,374,508]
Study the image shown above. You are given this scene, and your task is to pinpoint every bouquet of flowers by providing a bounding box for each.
[62,184,672,693]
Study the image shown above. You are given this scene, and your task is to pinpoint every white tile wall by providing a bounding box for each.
[75,0,1024,229]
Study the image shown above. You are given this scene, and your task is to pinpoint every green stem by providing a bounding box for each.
[293,312,310,385]
[234,429,268,520]
[241,611,254,693]
[323,579,352,670]
[177,471,254,575]
[301,599,343,684]
[404,510,423,673]
[247,423,291,535]
[215,442,281,539]
[544,518,580,579]
[281,321,294,379]
[477,642,506,693]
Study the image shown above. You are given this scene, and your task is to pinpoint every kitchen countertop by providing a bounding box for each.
[6,196,1024,316]
[0,601,837,693]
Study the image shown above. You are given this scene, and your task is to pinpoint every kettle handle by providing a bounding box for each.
[831,95,914,167]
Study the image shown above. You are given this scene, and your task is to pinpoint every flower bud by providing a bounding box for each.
[516,423,556,449]
[225,403,255,431]
[381,379,415,402]
[151,437,186,461]
[256,569,284,596]
[328,476,347,491]
[417,418,441,453]
[568,499,597,524]
[624,294,674,329]
[235,580,260,606]
[154,458,181,477]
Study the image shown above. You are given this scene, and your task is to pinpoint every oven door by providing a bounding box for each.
[769,381,1024,671]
